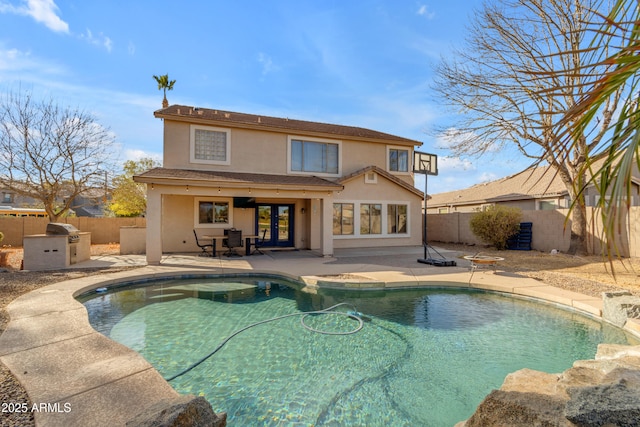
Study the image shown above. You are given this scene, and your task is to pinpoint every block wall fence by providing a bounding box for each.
[0,217,146,247]
[1,209,637,258]
[426,207,639,257]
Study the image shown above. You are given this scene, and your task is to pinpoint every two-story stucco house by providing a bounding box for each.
[134,105,424,264]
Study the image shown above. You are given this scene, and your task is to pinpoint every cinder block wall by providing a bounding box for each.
[426,207,639,257]
[0,217,146,247]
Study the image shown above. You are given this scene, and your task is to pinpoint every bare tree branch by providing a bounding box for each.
[0,89,118,221]
[432,0,627,255]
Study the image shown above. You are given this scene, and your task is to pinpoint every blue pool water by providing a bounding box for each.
[78,275,638,426]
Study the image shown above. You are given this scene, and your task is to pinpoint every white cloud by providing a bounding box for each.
[417,4,435,20]
[127,41,136,56]
[435,128,475,149]
[0,47,27,70]
[438,156,475,172]
[123,149,162,163]
[0,45,67,75]
[478,172,499,183]
[257,52,278,75]
[0,0,69,33]
[79,29,112,52]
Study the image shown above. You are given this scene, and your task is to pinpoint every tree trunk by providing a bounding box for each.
[567,193,589,255]
[162,97,168,108]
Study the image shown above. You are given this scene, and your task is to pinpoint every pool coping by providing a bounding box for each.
[1,258,638,426]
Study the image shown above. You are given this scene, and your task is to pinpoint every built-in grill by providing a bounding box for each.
[46,223,80,244]
[23,223,89,270]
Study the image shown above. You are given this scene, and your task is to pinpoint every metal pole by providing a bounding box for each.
[423,173,428,259]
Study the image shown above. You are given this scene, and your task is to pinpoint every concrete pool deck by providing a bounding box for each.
[1,245,638,426]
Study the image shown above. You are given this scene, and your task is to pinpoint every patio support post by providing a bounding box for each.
[321,195,333,257]
[146,187,162,265]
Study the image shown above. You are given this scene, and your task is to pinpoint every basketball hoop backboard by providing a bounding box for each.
[413,151,438,176]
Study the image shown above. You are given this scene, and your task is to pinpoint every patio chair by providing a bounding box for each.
[223,228,243,257]
[193,230,214,257]
[252,229,267,255]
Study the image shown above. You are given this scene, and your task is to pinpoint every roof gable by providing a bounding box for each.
[155,105,422,146]
[338,165,424,198]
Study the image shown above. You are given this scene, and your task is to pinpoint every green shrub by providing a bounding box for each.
[469,205,523,250]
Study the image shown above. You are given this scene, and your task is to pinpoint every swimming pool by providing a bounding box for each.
[78,275,638,426]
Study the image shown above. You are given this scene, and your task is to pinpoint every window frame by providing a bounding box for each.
[333,203,354,236]
[194,197,233,229]
[360,203,382,235]
[333,201,410,239]
[287,135,341,177]
[387,146,411,174]
[190,124,231,165]
[387,204,408,234]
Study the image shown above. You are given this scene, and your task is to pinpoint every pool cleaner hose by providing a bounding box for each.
[165,302,364,382]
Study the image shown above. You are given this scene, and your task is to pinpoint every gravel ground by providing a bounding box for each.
[0,243,638,426]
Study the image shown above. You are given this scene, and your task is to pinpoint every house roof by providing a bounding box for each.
[154,105,423,147]
[427,165,567,208]
[338,165,424,198]
[134,167,344,191]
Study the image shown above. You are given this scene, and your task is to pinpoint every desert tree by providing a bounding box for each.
[153,74,176,108]
[432,0,629,255]
[548,0,640,259]
[0,89,117,221]
[108,157,161,217]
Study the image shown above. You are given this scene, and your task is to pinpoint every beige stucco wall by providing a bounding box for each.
[161,119,416,184]
[333,173,422,248]
[154,118,422,256]
[159,192,313,253]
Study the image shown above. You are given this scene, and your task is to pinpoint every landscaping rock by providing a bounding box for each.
[564,376,640,426]
[126,395,226,427]
[602,291,640,328]
[463,389,569,427]
[458,344,640,426]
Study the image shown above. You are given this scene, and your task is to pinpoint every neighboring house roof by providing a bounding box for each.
[154,105,423,147]
[428,165,567,208]
[134,167,344,191]
[338,165,424,198]
[73,205,104,217]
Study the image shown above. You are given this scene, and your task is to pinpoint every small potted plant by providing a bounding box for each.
[0,231,7,267]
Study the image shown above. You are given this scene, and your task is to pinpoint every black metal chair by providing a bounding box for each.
[252,229,267,255]
[193,230,214,256]
[223,228,243,257]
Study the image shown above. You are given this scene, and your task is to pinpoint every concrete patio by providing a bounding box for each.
[0,245,632,426]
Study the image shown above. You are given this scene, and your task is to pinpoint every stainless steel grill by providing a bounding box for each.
[45,223,80,244]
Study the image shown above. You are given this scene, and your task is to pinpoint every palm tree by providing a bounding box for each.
[153,74,176,108]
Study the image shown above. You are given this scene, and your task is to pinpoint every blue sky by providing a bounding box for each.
[0,0,532,193]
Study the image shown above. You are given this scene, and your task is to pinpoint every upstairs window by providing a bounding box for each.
[190,125,231,165]
[388,147,409,172]
[290,138,340,175]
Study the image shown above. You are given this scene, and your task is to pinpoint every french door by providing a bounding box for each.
[256,204,294,247]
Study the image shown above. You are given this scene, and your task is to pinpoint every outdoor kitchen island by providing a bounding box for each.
[22,223,91,271]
